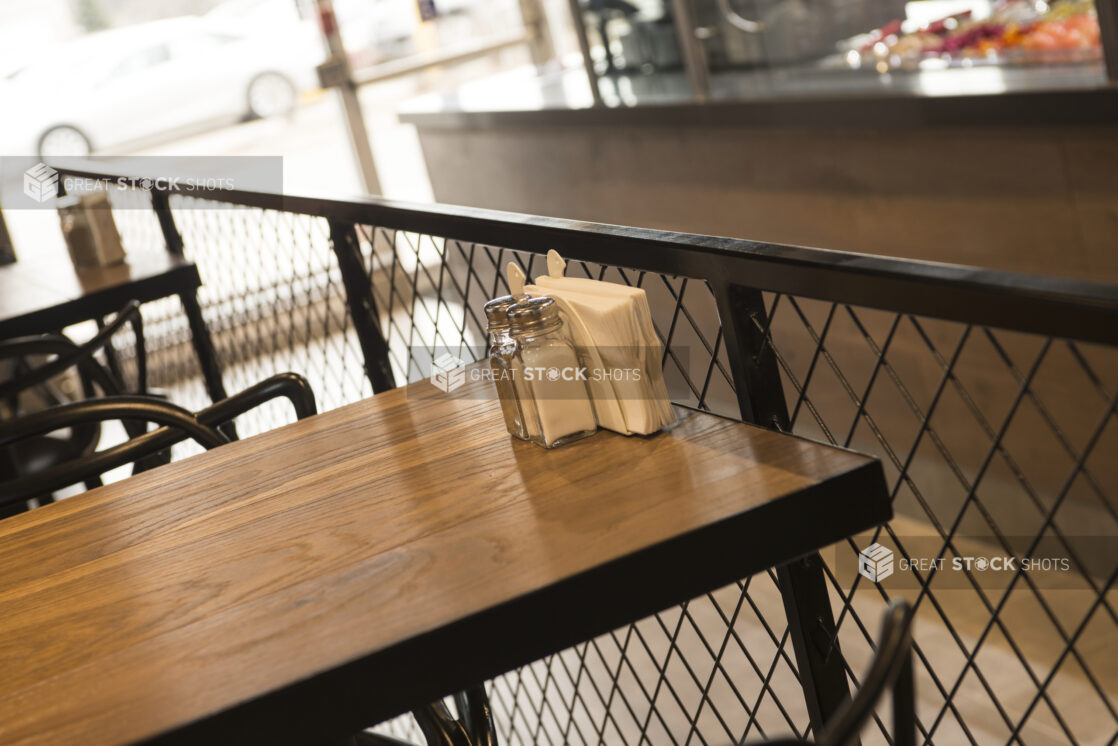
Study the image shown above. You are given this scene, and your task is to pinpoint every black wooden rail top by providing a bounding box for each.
[55,163,1118,347]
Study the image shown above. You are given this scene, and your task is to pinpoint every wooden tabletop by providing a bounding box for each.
[0,251,199,339]
[0,374,889,745]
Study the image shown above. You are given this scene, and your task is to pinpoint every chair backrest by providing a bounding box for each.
[815,599,914,746]
[746,599,915,746]
[0,300,144,402]
[0,372,317,508]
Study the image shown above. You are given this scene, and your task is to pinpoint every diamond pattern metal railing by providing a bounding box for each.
[90,183,1117,746]
[756,294,1117,746]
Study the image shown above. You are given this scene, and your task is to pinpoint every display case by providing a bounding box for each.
[570,0,1115,102]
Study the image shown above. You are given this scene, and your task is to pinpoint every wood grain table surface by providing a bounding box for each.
[0,374,889,745]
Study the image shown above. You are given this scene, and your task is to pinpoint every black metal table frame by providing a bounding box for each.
[0,251,230,414]
[52,164,1118,745]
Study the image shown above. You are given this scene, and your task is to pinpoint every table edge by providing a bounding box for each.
[0,261,200,339]
[141,457,890,746]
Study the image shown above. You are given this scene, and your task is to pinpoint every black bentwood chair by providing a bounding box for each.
[0,300,148,512]
[0,299,148,402]
[343,684,498,746]
[748,599,915,746]
[0,372,317,508]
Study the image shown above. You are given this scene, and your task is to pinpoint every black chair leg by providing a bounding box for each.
[454,686,497,746]
[893,653,916,746]
[414,701,471,746]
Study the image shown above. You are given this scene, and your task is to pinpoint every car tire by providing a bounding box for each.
[246,72,297,119]
[38,125,92,159]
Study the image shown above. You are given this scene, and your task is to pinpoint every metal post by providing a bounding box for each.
[566,0,605,107]
[0,203,14,265]
[517,0,556,66]
[1096,0,1118,82]
[315,0,383,195]
[180,291,234,428]
[147,188,236,438]
[713,280,858,740]
[778,554,860,739]
[668,0,711,101]
[151,189,184,256]
[328,219,397,393]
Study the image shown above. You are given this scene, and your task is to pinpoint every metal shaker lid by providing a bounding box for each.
[484,295,518,327]
[507,296,560,334]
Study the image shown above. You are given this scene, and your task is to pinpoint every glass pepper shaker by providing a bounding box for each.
[507,297,598,448]
[484,295,529,440]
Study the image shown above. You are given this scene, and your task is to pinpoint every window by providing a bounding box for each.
[110,44,170,78]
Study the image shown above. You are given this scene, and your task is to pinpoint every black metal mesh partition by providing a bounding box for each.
[82,174,1117,746]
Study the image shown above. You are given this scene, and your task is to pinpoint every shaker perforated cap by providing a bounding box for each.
[484,295,519,327]
[507,296,560,333]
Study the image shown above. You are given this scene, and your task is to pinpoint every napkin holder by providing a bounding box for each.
[519,252,675,436]
[58,191,125,269]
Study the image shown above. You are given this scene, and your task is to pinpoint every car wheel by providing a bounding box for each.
[247,72,296,119]
[38,126,92,159]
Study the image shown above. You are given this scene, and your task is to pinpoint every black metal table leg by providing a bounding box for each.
[779,553,858,742]
[715,281,858,739]
[179,289,237,440]
[328,219,397,394]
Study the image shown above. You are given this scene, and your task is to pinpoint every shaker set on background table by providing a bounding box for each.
[483,250,676,448]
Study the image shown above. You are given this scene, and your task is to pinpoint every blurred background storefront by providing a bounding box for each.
[399,0,1118,284]
[0,0,561,198]
[1,0,1115,277]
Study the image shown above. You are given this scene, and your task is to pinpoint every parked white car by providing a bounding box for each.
[0,16,321,157]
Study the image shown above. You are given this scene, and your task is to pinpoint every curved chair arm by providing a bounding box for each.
[0,300,143,401]
[0,374,316,505]
[743,600,913,746]
[815,599,914,746]
[199,372,318,425]
[0,396,226,452]
[123,372,316,476]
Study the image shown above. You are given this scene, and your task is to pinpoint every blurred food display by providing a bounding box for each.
[846,0,1101,70]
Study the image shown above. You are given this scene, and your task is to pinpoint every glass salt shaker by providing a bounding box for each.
[507,297,598,448]
[484,295,528,440]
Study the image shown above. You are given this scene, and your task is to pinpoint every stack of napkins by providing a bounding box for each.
[519,252,675,435]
